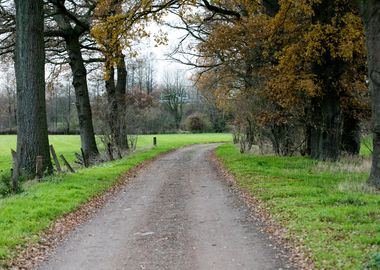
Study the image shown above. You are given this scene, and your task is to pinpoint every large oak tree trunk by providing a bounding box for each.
[341,112,361,155]
[361,0,380,188]
[309,92,342,161]
[320,93,342,161]
[14,0,52,176]
[65,35,99,162]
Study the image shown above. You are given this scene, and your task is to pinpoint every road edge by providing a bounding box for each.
[5,147,179,270]
[209,147,315,270]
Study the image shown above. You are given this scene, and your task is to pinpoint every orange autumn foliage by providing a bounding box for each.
[193,0,368,127]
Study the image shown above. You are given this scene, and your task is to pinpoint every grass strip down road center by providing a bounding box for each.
[215,144,380,270]
[0,134,231,265]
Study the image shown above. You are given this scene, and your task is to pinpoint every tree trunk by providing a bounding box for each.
[269,124,293,156]
[309,92,342,161]
[305,125,312,156]
[320,92,342,161]
[361,0,380,188]
[65,35,99,162]
[341,113,361,155]
[175,111,181,129]
[116,56,129,149]
[67,84,71,134]
[105,66,118,141]
[14,0,52,176]
[105,56,129,150]
[246,118,255,151]
[306,0,344,162]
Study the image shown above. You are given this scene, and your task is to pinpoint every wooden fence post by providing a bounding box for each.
[107,143,114,161]
[60,154,75,173]
[50,145,62,173]
[117,148,122,159]
[35,156,44,180]
[81,148,88,167]
[11,150,19,192]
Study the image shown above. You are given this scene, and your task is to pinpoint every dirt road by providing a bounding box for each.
[37,144,293,270]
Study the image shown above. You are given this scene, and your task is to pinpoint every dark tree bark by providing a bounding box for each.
[319,92,342,161]
[105,55,129,151]
[116,56,129,149]
[359,0,380,188]
[14,0,53,176]
[65,34,99,161]
[341,113,361,155]
[269,124,294,156]
[105,66,118,140]
[309,92,342,161]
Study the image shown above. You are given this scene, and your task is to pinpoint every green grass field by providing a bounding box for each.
[0,135,81,172]
[0,134,231,172]
[0,133,231,265]
[361,136,373,157]
[215,144,380,270]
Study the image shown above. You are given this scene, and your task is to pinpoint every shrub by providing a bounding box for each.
[0,172,13,197]
[0,171,23,197]
[185,113,211,133]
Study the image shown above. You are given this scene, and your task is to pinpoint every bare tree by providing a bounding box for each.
[126,54,156,94]
[44,0,100,162]
[1,66,17,132]
[161,71,188,129]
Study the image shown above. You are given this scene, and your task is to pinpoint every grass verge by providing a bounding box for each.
[0,134,231,265]
[215,144,380,270]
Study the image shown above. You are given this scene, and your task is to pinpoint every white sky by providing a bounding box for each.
[0,13,196,91]
[141,13,195,84]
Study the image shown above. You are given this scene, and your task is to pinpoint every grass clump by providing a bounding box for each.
[215,144,380,270]
[0,172,13,197]
[365,252,380,269]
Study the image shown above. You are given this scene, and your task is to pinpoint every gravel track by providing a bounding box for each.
[36,144,294,270]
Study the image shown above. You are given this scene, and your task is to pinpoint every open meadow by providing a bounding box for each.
[0,134,232,172]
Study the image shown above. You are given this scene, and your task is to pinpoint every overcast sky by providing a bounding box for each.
[142,13,195,84]
[0,13,196,92]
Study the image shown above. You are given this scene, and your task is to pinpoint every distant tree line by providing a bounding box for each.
[0,60,226,135]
